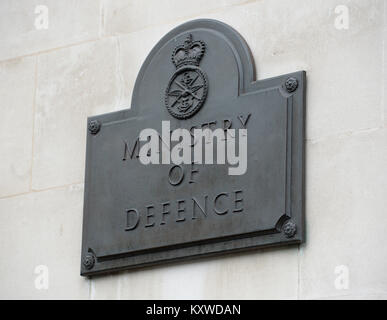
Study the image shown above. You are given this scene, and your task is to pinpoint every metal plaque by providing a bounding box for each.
[81,19,306,276]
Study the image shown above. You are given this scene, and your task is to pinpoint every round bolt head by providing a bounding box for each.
[285,77,298,93]
[88,120,101,135]
[283,220,297,238]
[83,253,95,270]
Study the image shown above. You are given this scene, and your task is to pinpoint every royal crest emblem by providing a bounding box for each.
[165,34,208,119]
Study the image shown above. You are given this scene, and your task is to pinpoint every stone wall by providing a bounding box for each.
[0,0,386,299]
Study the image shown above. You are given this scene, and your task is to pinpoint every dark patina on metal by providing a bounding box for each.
[81,19,306,276]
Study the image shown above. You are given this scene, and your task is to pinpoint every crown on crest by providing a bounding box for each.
[172,34,206,69]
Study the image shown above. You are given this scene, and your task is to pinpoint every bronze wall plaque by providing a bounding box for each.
[81,19,306,276]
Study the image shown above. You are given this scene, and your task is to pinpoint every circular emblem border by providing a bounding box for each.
[165,66,208,120]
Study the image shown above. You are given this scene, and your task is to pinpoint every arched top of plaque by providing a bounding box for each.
[91,18,304,127]
[131,19,256,118]
[99,19,263,123]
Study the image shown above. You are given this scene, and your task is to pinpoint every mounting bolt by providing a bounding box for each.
[88,120,101,135]
[83,253,95,270]
[283,220,297,238]
[285,77,298,93]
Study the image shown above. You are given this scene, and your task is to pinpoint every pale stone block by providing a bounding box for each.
[101,0,247,36]
[384,0,387,127]
[32,38,120,190]
[95,259,213,299]
[0,184,89,299]
[0,57,35,197]
[90,267,164,299]
[326,292,387,300]
[192,0,384,140]
[300,128,387,299]
[201,247,299,299]
[91,246,299,299]
[0,0,101,61]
